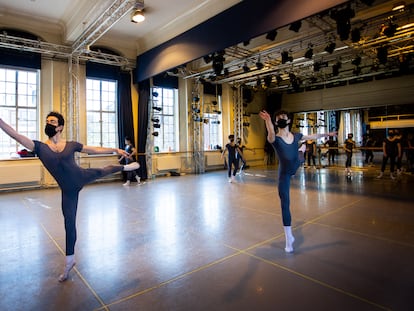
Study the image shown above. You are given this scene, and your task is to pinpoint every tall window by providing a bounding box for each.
[86,78,118,148]
[152,87,178,152]
[0,67,38,158]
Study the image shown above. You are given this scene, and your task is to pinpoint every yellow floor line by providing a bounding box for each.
[40,223,109,311]
[94,251,243,310]
[232,246,391,311]
[312,222,414,248]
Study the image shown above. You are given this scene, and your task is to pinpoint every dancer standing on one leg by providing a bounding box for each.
[0,112,138,282]
[259,110,336,253]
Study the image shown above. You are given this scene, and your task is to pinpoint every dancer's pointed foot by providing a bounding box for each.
[58,256,76,282]
[123,162,140,171]
[285,235,295,253]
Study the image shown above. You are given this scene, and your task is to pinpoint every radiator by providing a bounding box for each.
[0,160,42,185]
[205,152,223,166]
[156,156,181,171]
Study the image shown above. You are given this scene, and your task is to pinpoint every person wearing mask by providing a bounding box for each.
[305,139,317,168]
[236,137,254,174]
[259,110,336,253]
[344,133,356,176]
[118,136,142,186]
[377,129,401,180]
[0,112,138,282]
[364,134,376,166]
[221,134,243,182]
[324,136,338,166]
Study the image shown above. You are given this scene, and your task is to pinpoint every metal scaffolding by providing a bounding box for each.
[190,80,205,174]
[233,86,243,141]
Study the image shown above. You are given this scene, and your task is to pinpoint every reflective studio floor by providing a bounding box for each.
[1,157,414,311]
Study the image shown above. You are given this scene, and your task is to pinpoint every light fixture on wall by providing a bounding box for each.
[131,1,145,23]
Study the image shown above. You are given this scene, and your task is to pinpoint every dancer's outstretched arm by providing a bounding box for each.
[81,145,129,157]
[259,110,276,143]
[0,118,35,151]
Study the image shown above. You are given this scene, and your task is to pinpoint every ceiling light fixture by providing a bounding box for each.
[131,1,145,23]
[392,1,405,11]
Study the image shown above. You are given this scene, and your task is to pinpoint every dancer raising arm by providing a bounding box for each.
[259,110,336,253]
[0,112,139,281]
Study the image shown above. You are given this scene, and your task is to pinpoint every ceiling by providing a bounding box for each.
[0,0,240,57]
[0,0,413,91]
[181,0,414,91]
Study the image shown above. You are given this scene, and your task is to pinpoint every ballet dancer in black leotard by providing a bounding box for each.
[259,110,336,252]
[0,112,138,281]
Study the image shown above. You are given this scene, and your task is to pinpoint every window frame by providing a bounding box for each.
[0,66,39,158]
[151,86,179,153]
[85,78,118,148]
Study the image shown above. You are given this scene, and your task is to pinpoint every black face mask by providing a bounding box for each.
[276,119,289,128]
[45,123,58,138]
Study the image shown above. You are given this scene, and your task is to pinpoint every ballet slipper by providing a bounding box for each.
[58,255,76,282]
[283,226,295,253]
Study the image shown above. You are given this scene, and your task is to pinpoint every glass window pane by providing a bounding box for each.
[86,78,117,148]
[0,68,38,158]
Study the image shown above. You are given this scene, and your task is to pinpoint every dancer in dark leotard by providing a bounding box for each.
[259,110,336,253]
[0,112,138,281]
[221,134,243,183]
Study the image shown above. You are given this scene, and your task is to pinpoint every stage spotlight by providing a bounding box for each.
[203,54,212,64]
[352,56,361,66]
[264,75,272,87]
[381,22,397,37]
[256,61,264,70]
[332,62,341,76]
[304,48,313,59]
[330,6,355,40]
[281,51,293,64]
[243,40,250,46]
[377,46,388,64]
[289,21,302,32]
[351,28,361,42]
[266,29,278,41]
[242,63,250,73]
[325,42,336,54]
[276,75,283,84]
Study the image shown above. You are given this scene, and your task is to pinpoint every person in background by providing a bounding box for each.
[0,112,138,282]
[364,134,375,166]
[259,109,336,253]
[377,129,401,180]
[236,137,254,174]
[305,139,317,168]
[395,129,403,175]
[324,136,338,166]
[344,133,356,176]
[221,134,243,183]
[119,136,142,186]
[406,132,414,173]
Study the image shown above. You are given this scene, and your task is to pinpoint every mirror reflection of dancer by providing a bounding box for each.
[0,112,139,282]
[221,134,243,183]
[259,110,336,253]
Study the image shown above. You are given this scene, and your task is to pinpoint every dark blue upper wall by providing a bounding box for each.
[136,0,348,82]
